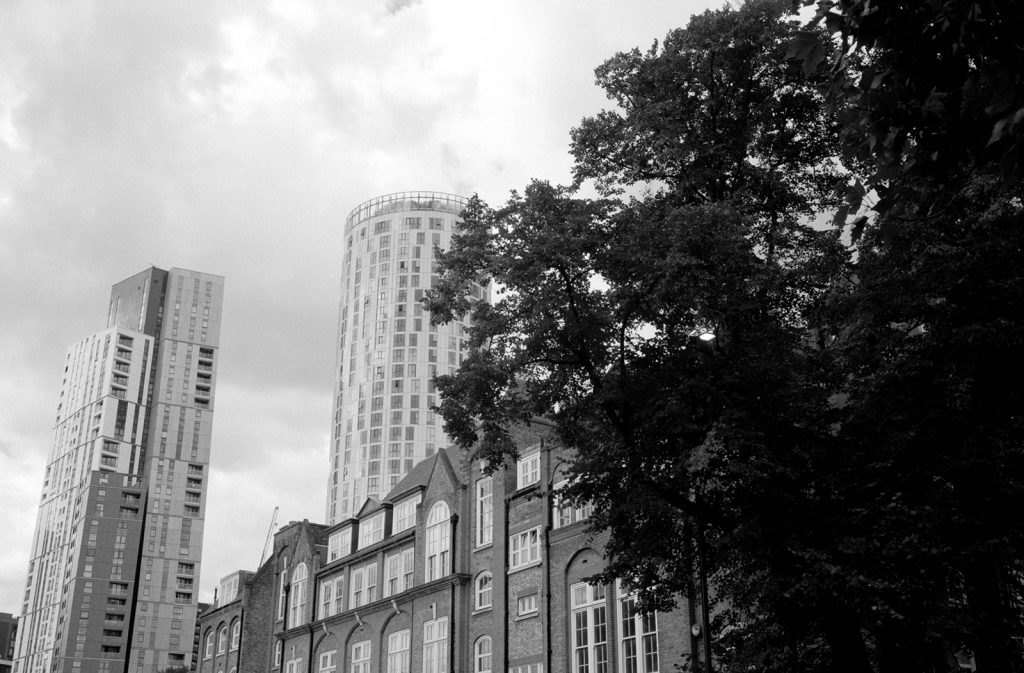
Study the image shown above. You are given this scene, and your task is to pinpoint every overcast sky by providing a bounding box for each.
[0,0,720,610]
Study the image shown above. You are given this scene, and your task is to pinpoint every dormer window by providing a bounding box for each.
[328,528,352,562]
[393,494,421,533]
[359,513,385,549]
[516,450,540,489]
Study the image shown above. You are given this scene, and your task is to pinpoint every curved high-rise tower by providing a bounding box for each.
[327,192,485,524]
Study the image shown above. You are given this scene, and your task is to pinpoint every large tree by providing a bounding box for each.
[430,1,1024,672]
[795,1,1024,671]
[428,1,857,671]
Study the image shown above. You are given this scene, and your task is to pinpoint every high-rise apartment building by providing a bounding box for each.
[14,267,224,673]
[327,192,485,524]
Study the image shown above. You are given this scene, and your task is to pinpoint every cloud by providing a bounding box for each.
[0,0,721,610]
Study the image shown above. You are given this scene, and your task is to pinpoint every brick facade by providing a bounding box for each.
[200,423,697,673]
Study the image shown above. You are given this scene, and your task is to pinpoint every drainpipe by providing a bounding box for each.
[503,491,511,673]
[543,441,556,673]
[449,512,459,673]
[309,622,329,673]
[237,607,244,672]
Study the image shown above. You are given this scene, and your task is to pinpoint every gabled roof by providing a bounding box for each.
[383,451,440,502]
[354,496,383,519]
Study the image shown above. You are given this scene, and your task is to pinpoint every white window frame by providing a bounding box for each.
[319,650,338,673]
[518,594,539,616]
[350,567,363,607]
[516,451,540,489]
[571,583,609,673]
[204,631,213,659]
[509,527,541,570]
[475,477,493,547]
[218,625,228,653]
[474,636,492,673]
[384,548,414,597]
[384,551,401,598]
[359,513,385,549]
[366,562,378,603]
[509,665,543,673]
[290,562,308,626]
[332,576,345,615]
[554,480,594,529]
[231,619,240,650]
[387,630,411,673]
[320,578,334,619]
[401,547,415,591]
[474,572,492,611]
[423,617,448,673]
[328,529,351,562]
[426,502,450,581]
[393,495,421,533]
[277,558,289,621]
[274,641,282,668]
[351,641,371,673]
[616,582,659,673]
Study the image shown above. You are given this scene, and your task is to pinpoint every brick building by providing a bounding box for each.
[199,423,697,673]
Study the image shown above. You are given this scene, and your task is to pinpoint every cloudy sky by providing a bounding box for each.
[0,0,720,610]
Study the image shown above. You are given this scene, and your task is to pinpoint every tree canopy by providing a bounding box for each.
[428,1,1024,671]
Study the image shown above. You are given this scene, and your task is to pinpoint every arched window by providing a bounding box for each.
[274,641,283,669]
[290,562,308,626]
[425,502,450,581]
[474,572,492,611]
[231,619,241,649]
[474,636,492,673]
[204,630,214,659]
[217,624,228,653]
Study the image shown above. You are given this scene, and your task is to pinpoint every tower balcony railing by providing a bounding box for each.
[346,191,468,232]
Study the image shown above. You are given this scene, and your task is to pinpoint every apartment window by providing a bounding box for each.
[618,585,659,673]
[351,641,371,673]
[320,579,334,619]
[319,650,337,673]
[204,631,213,659]
[423,617,448,673]
[393,494,420,533]
[359,513,384,549]
[384,548,415,597]
[286,657,303,673]
[426,502,450,581]
[402,545,415,589]
[475,477,493,546]
[333,577,345,614]
[275,642,283,669]
[387,630,411,673]
[474,637,492,673]
[328,529,352,562]
[518,594,539,616]
[509,527,541,570]
[571,583,608,673]
[231,620,240,649]
[474,572,492,611]
[278,558,289,621]
[517,451,540,489]
[350,566,363,607]
[290,563,308,626]
[554,480,594,528]
[509,665,544,673]
[218,625,228,653]
[350,563,377,607]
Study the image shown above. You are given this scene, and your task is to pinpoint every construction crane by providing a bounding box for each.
[258,506,279,567]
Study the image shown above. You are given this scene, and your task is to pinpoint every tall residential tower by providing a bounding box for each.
[14,267,224,673]
[327,192,484,523]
